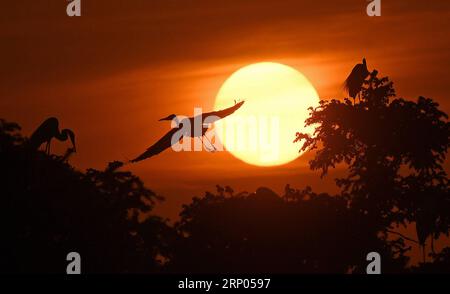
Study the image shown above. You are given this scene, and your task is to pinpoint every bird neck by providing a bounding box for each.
[172,115,184,127]
[55,130,69,141]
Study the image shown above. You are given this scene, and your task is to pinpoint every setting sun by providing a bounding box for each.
[214,62,320,166]
[4,0,449,278]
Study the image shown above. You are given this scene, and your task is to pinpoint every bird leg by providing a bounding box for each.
[202,135,217,152]
[202,141,214,152]
[45,141,51,155]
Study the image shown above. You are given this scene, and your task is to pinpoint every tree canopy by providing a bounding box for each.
[1,68,448,273]
[295,70,450,261]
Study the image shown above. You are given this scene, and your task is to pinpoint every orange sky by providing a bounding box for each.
[1,0,449,223]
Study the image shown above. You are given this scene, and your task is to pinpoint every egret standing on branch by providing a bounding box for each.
[131,101,244,163]
[28,117,76,155]
[344,58,370,103]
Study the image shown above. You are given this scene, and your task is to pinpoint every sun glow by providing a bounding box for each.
[214,62,319,167]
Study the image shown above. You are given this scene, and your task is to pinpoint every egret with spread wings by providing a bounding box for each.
[131,101,244,163]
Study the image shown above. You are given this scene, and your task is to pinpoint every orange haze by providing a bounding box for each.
[1,0,449,243]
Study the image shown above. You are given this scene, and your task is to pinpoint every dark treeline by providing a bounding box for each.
[1,70,449,273]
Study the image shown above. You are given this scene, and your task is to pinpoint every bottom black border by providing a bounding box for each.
[1,274,447,291]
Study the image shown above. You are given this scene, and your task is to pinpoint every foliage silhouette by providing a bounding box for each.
[1,64,448,273]
[167,185,407,273]
[166,67,448,273]
[410,247,450,273]
[0,120,173,273]
[295,69,450,265]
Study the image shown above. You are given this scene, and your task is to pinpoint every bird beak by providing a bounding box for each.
[159,115,174,121]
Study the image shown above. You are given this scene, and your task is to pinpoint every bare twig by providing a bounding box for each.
[386,230,420,244]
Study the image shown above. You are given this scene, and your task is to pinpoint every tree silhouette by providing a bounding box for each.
[166,69,447,274]
[0,119,23,152]
[167,185,407,273]
[411,247,450,273]
[1,65,448,273]
[0,120,174,273]
[295,70,450,264]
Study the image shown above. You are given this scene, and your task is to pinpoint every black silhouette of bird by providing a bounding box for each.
[344,58,370,103]
[131,101,244,163]
[28,117,76,154]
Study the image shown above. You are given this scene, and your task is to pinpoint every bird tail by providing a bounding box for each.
[130,150,154,163]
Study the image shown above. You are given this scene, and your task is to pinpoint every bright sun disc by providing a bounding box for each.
[214,62,319,167]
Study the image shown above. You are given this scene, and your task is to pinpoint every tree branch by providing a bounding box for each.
[386,230,420,244]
